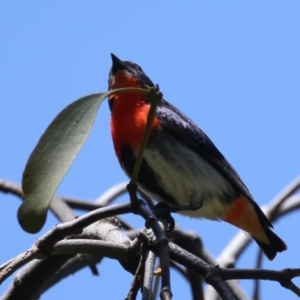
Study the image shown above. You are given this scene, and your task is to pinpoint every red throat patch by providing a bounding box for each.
[109,71,160,159]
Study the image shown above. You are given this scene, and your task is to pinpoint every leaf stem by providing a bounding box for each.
[130,86,162,185]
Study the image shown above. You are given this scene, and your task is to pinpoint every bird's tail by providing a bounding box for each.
[253,221,287,260]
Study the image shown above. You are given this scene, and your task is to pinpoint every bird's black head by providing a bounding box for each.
[108,53,154,90]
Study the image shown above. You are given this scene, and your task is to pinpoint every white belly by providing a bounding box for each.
[140,137,235,220]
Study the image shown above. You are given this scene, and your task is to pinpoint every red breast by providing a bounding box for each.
[109,72,160,159]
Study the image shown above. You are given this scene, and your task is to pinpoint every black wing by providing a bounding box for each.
[156,99,254,201]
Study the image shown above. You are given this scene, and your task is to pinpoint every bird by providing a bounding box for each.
[107,53,287,260]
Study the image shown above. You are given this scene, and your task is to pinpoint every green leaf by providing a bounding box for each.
[18,92,110,233]
[18,88,148,233]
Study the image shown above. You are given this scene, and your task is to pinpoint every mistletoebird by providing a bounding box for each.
[108,53,287,260]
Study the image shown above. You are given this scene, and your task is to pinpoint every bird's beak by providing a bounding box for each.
[111,53,126,75]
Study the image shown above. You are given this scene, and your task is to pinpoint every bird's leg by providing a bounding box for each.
[152,200,203,231]
[169,199,203,212]
[152,203,175,232]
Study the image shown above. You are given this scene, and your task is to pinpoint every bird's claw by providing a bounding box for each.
[152,203,175,232]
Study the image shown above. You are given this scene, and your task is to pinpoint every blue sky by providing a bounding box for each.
[1,1,300,299]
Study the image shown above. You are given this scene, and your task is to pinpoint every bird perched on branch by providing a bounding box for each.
[108,53,287,260]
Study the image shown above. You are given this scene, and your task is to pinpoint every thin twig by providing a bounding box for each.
[126,253,145,300]
[221,268,300,297]
[37,254,103,297]
[129,86,162,186]
[168,242,235,300]
[268,175,300,216]
[253,249,263,300]
[94,181,128,206]
[0,245,41,284]
[143,250,156,300]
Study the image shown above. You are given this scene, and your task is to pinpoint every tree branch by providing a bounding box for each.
[168,242,235,300]
[0,203,132,285]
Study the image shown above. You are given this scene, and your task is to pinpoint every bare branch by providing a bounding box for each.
[143,250,156,300]
[167,227,249,300]
[61,197,101,210]
[38,254,103,297]
[170,241,300,298]
[0,246,41,284]
[168,242,235,300]
[221,268,300,297]
[0,178,134,232]
[0,178,23,198]
[1,255,73,300]
[2,217,132,300]
[186,269,204,300]
[52,239,129,258]
[0,203,131,285]
[268,175,300,217]
[94,181,128,206]
[205,267,236,300]
[128,185,172,300]
[2,176,300,299]
[126,253,145,300]
[253,249,263,300]
[138,189,155,210]
[275,194,300,218]
[127,227,249,300]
